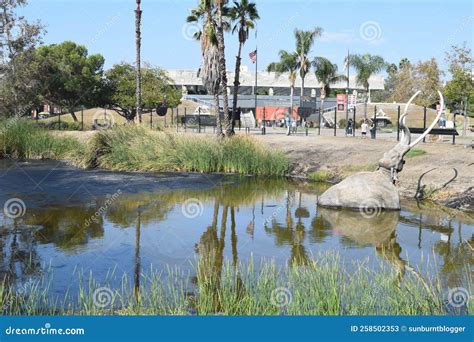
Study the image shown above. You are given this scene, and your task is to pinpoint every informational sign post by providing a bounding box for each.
[348,94,357,109]
[337,94,345,112]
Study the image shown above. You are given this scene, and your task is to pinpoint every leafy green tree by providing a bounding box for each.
[35,41,105,121]
[444,43,473,134]
[386,63,397,76]
[399,58,410,70]
[312,56,347,111]
[0,0,43,117]
[346,53,385,118]
[294,28,322,107]
[413,58,443,107]
[229,0,259,128]
[267,51,298,113]
[104,62,180,121]
[390,58,442,107]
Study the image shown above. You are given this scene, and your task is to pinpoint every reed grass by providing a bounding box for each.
[73,124,289,176]
[0,121,288,176]
[0,119,79,159]
[1,253,467,316]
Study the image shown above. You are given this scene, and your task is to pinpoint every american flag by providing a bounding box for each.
[249,50,257,64]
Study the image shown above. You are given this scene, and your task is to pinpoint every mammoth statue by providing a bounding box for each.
[318,91,444,211]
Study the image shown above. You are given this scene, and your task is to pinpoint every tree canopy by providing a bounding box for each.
[34,41,105,121]
[104,62,180,121]
[444,43,473,116]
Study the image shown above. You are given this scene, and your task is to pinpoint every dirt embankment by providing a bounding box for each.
[256,134,474,211]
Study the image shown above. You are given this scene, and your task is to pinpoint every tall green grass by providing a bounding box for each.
[0,121,288,176]
[74,125,289,176]
[1,253,467,316]
[0,119,79,159]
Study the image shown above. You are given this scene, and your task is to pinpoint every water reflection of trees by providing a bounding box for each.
[1,176,471,298]
[0,220,42,287]
[24,207,103,250]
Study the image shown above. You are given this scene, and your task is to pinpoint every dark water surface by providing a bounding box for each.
[0,160,472,297]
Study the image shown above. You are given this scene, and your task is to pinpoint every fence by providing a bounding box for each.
[32,105,465,145]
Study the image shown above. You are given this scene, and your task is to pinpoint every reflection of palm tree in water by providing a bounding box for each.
[196,201,226,311]
[195,201,242,312]
[134,210,141,301]
[264,190,309,266]
[0,219,41,289]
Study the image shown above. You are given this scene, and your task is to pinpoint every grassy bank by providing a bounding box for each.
[0,120,288,176]
[1,253,469,316]
[0,119,78,159]
[73,125,288,176]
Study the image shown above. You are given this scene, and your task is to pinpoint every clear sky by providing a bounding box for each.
[19,0,473,78]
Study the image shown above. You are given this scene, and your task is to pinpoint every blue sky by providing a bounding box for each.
[19,0,473,78]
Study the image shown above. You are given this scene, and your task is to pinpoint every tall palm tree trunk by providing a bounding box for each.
[231,41,243,132]
[290,85,294,119]
[135,0,142,123]
[364,86,369,119]
[214,93,222,135]
[300,77,305,108]
[216,4,231,136]
[134,211,141,300]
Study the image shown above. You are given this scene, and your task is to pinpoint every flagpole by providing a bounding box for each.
[345,49,350,136]
[254,30,258,128]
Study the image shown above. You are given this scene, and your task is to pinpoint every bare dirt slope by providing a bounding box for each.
[256,134,473,205]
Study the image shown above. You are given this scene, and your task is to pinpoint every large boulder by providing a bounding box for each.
[318,170,400,210]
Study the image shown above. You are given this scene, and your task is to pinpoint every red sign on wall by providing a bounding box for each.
[336,94,345,112]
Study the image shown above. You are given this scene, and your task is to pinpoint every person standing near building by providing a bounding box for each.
[347,118,353,135]
[369,120,376,139]
[361,120,368,138]
[285,116,291,136]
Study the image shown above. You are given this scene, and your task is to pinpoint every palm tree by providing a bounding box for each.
[135,0,142,123]
[229,0,259,131]
[346,53,385,118]
[186,0,223,135]
[312,56,347,114]
[215,0,232,136]
[267,50,298,116]
[294,28,322,108]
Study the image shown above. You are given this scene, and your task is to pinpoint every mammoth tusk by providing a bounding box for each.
[399,91,421,145]
[400,91,421,126]
[409,90,444,148]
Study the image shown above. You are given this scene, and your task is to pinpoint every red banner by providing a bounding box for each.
[256,107,298,121]
[336,94,345,112]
